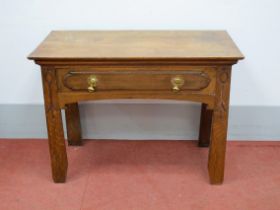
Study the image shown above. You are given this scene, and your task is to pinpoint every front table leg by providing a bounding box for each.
[208,68,231,184]
[41,68,68,183]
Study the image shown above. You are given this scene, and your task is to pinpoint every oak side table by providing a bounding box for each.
[28,31,244,184]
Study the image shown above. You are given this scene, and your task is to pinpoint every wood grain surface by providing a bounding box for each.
[28,31,244,61]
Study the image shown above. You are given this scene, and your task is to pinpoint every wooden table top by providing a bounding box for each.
[28,31,244,61]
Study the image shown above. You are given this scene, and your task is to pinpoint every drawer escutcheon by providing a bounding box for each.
[87,75,98,92]
[171,76,185,92]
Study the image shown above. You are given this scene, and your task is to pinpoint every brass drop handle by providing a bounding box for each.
[87,75,98,92]
[171,76,185,92]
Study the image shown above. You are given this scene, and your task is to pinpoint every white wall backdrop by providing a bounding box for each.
[0,0,280,140]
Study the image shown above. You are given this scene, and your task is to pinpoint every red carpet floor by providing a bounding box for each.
[0,139,280,210]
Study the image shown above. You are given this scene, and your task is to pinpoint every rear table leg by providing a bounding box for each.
[198,103,213,147]
[65,103,82,146]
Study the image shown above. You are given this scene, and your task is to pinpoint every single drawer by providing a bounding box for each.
[57,68,216,94]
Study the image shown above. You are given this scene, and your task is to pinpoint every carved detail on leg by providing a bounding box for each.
[65,103,82,146]
[198,103,213,147]
[208,67,231,184]
[42,67,68,183]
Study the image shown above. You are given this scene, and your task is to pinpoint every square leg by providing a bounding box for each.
[208,67,231,184]
[42,68,68,183]
[65,103,82,146]
[198,103,213,147]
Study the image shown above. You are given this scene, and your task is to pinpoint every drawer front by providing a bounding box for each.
[57,67,216,93]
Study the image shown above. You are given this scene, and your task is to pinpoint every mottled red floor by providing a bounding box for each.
[0,139,280,210]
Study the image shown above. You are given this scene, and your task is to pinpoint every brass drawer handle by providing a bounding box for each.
[171,76,185,92]
[87,75,98,92]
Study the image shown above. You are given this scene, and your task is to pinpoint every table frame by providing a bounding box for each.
[40,60,233,184]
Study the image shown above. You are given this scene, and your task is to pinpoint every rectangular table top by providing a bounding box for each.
[28,30,244,61]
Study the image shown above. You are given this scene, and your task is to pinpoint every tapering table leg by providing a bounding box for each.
[65,103,82,146]
[41,67,68,183]
[198,103,213,147]
[208,67,231,184]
